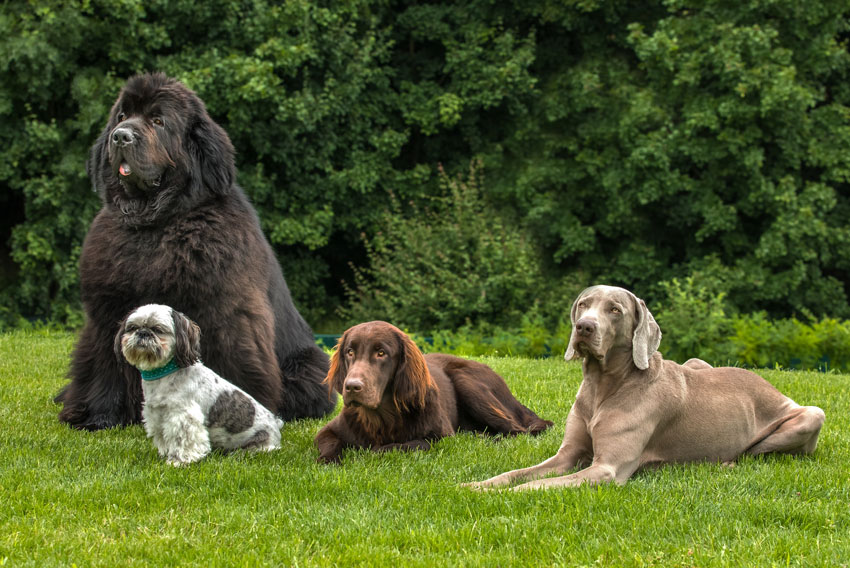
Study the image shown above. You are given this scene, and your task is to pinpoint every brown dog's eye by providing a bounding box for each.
[346,348,354,357]
[152,117,163,126]
[376,349,386,358]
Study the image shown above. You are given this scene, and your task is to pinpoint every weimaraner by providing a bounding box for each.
[465,285,825,490]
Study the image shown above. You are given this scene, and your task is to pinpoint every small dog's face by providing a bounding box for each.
[116,304,201,371]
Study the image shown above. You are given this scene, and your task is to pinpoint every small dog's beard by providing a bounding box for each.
[122,334,171,371]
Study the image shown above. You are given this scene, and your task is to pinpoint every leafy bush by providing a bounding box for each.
[340,160,581,332]
[653,276,736,364]
[3,0,850,328]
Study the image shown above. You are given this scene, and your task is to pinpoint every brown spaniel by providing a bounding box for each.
[315,321,553,463]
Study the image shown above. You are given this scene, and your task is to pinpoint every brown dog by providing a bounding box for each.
[314,321,552,463]
[465,285,825,490]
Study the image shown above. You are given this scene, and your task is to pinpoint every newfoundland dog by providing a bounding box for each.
[57,72,336,430]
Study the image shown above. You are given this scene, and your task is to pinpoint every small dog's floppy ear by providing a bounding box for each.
[171,309,202,367]
[631,294,661,370]
[564,288,588,362]
[113,314,129,362]
[324,334,348,395]
[393,330,433,412]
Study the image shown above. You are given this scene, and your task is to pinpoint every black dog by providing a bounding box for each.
[57,73,336,430]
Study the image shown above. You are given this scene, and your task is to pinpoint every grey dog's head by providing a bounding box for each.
[115,304,201,371]
[564,285,662,370]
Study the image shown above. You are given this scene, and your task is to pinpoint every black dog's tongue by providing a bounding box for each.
[119,162,132,176]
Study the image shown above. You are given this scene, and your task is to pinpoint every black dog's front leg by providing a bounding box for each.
[60,320,142,430]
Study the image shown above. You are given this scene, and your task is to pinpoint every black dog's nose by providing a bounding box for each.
[343,378,364,393]
[111,127,135,147]
[575,318,597,337]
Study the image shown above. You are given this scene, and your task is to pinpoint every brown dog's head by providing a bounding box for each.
[324,321,434,412]
[564,285,661,370]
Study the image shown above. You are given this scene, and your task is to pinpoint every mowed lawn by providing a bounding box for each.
[1,330,848,567]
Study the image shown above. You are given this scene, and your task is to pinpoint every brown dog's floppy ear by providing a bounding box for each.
[171,309,202,367]
[632,295,661,370]
[393,330,433,412]
[324,334,347,395]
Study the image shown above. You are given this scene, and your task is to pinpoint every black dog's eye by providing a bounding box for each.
[152,117,164,127]
[117,112,126,122]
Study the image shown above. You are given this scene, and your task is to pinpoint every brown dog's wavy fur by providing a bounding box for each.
[316,321,552,463]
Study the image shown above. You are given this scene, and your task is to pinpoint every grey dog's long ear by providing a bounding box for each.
[632,295,661,370]
[564,288,589,362]
[171,309,201,367]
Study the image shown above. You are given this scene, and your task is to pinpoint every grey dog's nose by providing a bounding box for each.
[111,127,135,147]
[574,318,597,337]
[343,378,364,393]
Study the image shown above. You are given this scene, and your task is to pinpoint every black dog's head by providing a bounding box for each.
[87,72,236,226]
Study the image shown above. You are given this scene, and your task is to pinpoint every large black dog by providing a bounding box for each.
[57,73,336,430]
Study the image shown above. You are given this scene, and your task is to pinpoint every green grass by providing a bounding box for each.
[1,329,848,567]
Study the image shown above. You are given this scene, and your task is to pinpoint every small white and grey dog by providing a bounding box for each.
[116,304,283,466]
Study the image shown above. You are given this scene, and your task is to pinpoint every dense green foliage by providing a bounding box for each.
[2,0,849,330]
[2,330,849,566]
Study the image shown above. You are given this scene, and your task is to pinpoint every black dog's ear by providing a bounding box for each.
[392,331,433,412]
[187,109,235,197]
[324,334,347,395]
[86,126,111,199]
[171,309,202,367]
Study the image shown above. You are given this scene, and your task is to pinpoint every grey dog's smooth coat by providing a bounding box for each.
[466,285,825,490]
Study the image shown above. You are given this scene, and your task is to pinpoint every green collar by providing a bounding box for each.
[140,359,181,381]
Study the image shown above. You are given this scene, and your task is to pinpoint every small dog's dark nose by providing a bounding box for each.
[343,378,364,393]
[111,127,135,147]
[137,328,153,339]
[575,318,597,337]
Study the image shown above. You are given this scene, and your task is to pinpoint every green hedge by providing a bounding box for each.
[2,0,850,331]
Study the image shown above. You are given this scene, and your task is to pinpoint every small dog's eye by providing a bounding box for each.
[125,324,137,332]
[578,302,586,309]
[152,117,163,126]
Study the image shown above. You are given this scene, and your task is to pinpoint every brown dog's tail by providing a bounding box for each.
[443,357,553,436]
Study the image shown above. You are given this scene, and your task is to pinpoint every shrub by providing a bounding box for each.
[340,159,578,332]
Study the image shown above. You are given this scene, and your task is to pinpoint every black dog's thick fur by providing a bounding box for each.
[57,73,336,430]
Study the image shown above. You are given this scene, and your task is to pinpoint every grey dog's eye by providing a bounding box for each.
[152,117,164,126]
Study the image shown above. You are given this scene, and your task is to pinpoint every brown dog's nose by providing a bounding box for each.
[575,318,597,337]
[343,378,364,394]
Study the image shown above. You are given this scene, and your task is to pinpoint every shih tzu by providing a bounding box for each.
[116,304,283,466]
